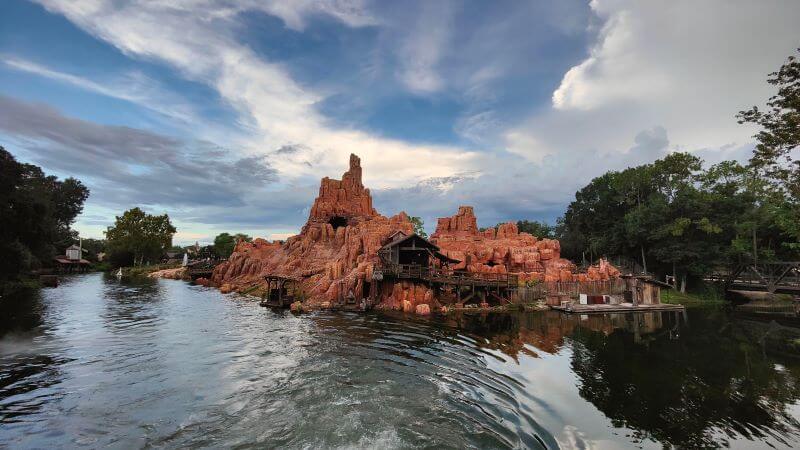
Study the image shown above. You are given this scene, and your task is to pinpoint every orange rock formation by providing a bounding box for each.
[212,154,414,306]
[431,206,619,284]
[211,154,618,312]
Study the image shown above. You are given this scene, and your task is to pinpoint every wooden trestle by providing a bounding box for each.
[725,261,800,294]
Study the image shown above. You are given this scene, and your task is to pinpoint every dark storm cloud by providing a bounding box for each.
[0,95,277,207]
[177,183,318,229]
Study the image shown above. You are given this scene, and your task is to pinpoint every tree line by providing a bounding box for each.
[0,147,246,280]
[95,222,251,267]
[1,147,89,285]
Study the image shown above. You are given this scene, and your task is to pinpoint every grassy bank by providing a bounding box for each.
[662,287,727,306]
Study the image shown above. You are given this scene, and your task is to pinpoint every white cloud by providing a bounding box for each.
[535,0,800,160]
[551,9,670,111]
[18,0,800,241]
[395,1,454,94]
[254,0,379,31]
[34,0,479,189]
[2,56,197,123]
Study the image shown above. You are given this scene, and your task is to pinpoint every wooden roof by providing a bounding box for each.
[380,233,460,264]
[621,274,674,289]
[380,233,438,251]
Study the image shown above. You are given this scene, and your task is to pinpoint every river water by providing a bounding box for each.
[2,273,800,449]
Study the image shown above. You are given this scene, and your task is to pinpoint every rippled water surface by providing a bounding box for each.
[2,274,800,448]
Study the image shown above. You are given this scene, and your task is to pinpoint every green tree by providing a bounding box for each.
[105,208,176,267]
[516,220,555,239]
[213,232,251,258]
[410,216,427,238]
[80,238,107,262]
[737,49,800,248]
[556,152,778,290]
[0,146,89,281]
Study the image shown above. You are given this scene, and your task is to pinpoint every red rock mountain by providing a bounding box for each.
[212,154,414,305]
[211,154,618,311]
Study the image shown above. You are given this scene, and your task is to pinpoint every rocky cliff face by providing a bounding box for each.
[212,154,413,306]
[305,154,377,228]
[211,154,618,312]
[431,206,619,283]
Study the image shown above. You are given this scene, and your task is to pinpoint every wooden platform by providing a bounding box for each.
[550,302,685,314]
[259,300,291,309]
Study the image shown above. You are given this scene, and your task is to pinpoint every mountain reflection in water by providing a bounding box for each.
[1,273,800,449]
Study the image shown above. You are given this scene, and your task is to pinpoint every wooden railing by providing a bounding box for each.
[515,279,627,302]
[381,264,518,286]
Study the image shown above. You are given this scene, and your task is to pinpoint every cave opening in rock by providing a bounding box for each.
[328,216,347,229]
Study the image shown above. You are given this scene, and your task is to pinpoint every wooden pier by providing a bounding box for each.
[551,302,685,314]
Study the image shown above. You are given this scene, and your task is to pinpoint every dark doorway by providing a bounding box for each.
[399,249,430,267]
[328,216,347,229]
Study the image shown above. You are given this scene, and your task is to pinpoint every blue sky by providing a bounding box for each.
[1,0,799,244]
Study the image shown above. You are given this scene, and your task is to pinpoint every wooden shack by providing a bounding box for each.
[377,232,458,270]
[53,244,90,273]
[621,275,672,305]
[260,275,300,308]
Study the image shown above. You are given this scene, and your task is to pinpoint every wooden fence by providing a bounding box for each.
[514,279,627,303]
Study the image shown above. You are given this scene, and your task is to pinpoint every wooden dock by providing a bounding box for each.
[551,302,685,314]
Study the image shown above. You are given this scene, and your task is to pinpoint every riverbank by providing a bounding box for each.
[662,288,726,306]
[147,266,186,280]
[120,263,182,278]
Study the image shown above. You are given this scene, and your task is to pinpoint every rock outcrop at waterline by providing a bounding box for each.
[211,153,619,312]
[148,267,187,279]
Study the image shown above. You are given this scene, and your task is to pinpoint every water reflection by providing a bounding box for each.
[570,310,800,447]
[436,309,800,448]
[442,310,684,358]
[1,274,800,449]
[0,285,45,337]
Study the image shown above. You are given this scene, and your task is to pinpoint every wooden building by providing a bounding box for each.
[374,232,518,307]
[377,232,458,269]
[53,244,90,273]
[621,275,673,305]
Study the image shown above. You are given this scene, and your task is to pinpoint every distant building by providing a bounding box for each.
[54,244,90,273]
[163,251,183,264]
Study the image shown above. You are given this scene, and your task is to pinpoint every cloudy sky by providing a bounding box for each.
[1,0,798,244]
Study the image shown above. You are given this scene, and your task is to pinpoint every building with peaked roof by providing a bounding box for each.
[54,244,90,273]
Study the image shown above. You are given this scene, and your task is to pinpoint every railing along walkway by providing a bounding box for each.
[381,264,518,288]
